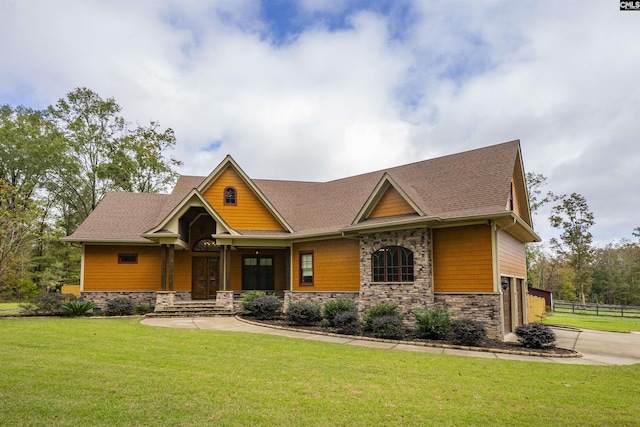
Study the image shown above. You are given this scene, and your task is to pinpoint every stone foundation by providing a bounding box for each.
[283,291,359,311]
[434,292,503,340]
[82,291,190,310]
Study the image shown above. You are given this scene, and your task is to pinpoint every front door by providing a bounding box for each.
[242,256,274,290]
[192,257,219,300]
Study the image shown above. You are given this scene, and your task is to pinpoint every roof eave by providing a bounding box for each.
[60,237,157,245]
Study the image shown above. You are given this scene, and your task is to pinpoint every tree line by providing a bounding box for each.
[0,88,181,300]
[526,173,640,306]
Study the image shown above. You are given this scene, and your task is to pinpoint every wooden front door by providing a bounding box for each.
[192,257,219,300]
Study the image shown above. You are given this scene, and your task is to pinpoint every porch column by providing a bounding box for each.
[222,245,231,291]
[285,247,291,291]
[168,244,175,291]
[160,244,167,291]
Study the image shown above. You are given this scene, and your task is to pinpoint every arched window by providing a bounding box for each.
[372,246,414,282]
[224,187,237,206]
[193,238,218,252]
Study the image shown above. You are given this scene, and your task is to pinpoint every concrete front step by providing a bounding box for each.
[148,301,237,318]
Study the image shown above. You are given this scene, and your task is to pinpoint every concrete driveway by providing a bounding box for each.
[552,327,640,366]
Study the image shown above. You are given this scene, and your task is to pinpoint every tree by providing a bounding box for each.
[525,172,554,284]
[549,193,595,304]
[0,105,66,296]
[525,172,554,223]
[47,88,181,234]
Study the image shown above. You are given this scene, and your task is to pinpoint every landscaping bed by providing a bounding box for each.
[238,315,579,357]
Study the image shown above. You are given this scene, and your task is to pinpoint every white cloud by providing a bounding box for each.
[0,0,638,242]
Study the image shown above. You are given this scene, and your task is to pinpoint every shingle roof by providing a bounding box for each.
[65,140,524,242]
[67,192,169,242]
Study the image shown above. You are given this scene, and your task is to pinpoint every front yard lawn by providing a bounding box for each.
[1,317,638,426]
[542,312,640,333]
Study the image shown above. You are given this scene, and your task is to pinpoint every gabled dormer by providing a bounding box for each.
[141,189,237,248]
[197,155,293,232]
[353,172,423,224]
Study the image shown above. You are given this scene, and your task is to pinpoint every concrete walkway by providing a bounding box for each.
[140,316,640,366]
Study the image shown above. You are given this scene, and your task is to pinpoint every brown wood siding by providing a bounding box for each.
[84,245,162,291]
[511,179,522,218]
[368,186,415,218]
[497,230,527,278]
[433,225,493,292]
[292,239,360,291]
[202,167,284,231]
[173,251,193,291]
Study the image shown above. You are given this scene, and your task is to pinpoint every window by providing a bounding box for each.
[371,246,413,282]
[118,254,138,264]
[242,256,274,290]
[224,187,237,206]
[300,252,314,285]
[193,238,217,252]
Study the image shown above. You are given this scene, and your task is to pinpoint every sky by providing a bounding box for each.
[1,0,639,245]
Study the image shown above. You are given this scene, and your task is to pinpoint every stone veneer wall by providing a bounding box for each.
[358,229,434,318]
[283,291,359,311]
[434,293,503,340]
[82,291,190,310]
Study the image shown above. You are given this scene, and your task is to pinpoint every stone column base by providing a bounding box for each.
[155,291,176,308]
[215,291,235,311]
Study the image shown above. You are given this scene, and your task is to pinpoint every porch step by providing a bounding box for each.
[147,301,237,318]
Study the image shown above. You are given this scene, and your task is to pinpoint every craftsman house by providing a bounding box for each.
[63,140,538,339]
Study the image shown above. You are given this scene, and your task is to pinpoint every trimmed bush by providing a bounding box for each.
[105,298,135,316]
[364,302,403,328]
[240,290,267,312]
[323,298,356,326]
[247,295,282,320]
[22,292,76,315]
[412,307,451,340]
[333,311,362,335]
[450,319,487,347]
[286,300,322,326]
[515,323,557,349]
[61,300,95,317]
[135,305,154,315]
[371,315,405,339]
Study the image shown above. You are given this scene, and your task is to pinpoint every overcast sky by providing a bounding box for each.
[1,0,639,245]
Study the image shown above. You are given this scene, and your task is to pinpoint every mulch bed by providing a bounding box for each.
[239,315,578,357]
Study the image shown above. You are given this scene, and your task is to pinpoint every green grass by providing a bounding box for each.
[1,318,639,426]
[542,312,640,333]
[0,302,21,316]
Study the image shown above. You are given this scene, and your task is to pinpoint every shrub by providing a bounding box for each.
[364,302,402,328]
[412,307,451,340]
[450,319,487,347]
[22,292,76,315]
[247,295,282,320]
[135,305,154,315]
[371,315,405,339]
[515,323,557,349]
[240,290,267,312]
[61,300,95,317]
[105,298,135,316]
[333,311,362,335]
[323,298,356,326]
[286,300,322,326]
